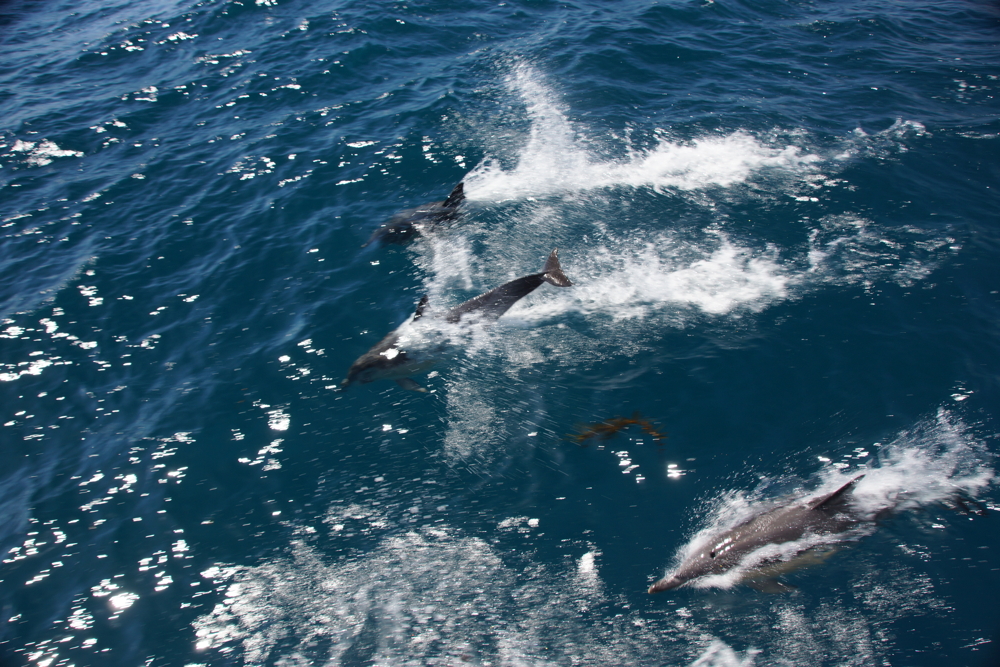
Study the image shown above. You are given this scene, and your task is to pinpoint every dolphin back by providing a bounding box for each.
[362,182,465,247]
[446,249,573,324]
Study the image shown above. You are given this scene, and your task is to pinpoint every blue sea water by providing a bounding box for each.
[2,0,1000,664]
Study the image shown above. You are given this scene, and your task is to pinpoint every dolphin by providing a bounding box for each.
[649,476,867,594]
[362,182,465,247]
[341,249,573,392]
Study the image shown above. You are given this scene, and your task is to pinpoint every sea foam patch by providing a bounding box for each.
[463,64,821,202]
[418,228,793,337]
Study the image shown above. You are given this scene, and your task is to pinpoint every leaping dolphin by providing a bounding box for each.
[649,476,867,594]
[363,182,465,247]
[341,249,573,392]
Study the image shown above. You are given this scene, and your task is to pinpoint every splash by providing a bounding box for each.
[463,64,820,201]
[418,229,791,329]
[690,640,760,667]
[377,66,948,408]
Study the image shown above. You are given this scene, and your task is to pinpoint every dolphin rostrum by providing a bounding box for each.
[363,182,465,247]
[649,476,866,594]
[341,249,573,392]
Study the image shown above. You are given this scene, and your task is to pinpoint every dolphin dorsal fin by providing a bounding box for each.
[810,475,864,511]
[442,182,465,208]
[413,295,429,320]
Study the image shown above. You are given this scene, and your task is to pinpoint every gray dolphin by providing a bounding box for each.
[341,249,573,392]
[649,476,866,594]
[363,182,465,247]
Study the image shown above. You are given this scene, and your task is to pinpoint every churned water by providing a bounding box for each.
[2,0,999,665]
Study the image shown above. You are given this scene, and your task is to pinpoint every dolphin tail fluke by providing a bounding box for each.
[541,249,573,287]
[443,182,465,208]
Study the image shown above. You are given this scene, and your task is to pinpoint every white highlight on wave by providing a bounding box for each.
[7,139,83,167]
[463,64,820,202]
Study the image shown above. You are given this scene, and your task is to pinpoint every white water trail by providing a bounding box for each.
[464,63,821,202]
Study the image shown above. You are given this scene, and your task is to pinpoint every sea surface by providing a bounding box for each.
[2,0,1000,665]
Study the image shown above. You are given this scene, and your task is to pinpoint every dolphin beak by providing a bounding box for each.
[339,378,351,391]
[648,576,684,594]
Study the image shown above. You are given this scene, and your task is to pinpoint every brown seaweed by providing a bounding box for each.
[568,411,667,446]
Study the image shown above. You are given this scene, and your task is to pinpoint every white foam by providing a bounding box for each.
[441,377,502,461]
[847,408,993,516]
[566,233,790,319]
[463,64,820,201]
[689,640,760,667]
[419,226,790,323]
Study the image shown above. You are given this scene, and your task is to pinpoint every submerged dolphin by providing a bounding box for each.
[363,182,465,247]
[341,249,573,392]
[649,476,867,594]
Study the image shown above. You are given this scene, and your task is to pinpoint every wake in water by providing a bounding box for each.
[458,63,929,205]
[463,63,824,201]
[406,217,951,392]
[407,63,952,355]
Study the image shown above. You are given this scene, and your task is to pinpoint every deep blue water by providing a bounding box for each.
[2,0,1000,665]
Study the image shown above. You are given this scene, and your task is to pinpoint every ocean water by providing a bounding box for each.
[2,0,999,665]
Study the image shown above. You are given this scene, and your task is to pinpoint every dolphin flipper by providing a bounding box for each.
[395,377,427,392]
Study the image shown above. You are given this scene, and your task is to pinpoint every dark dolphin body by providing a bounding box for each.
[649,476,867,594]
[341,249,573,392]
[363,182,465,247]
